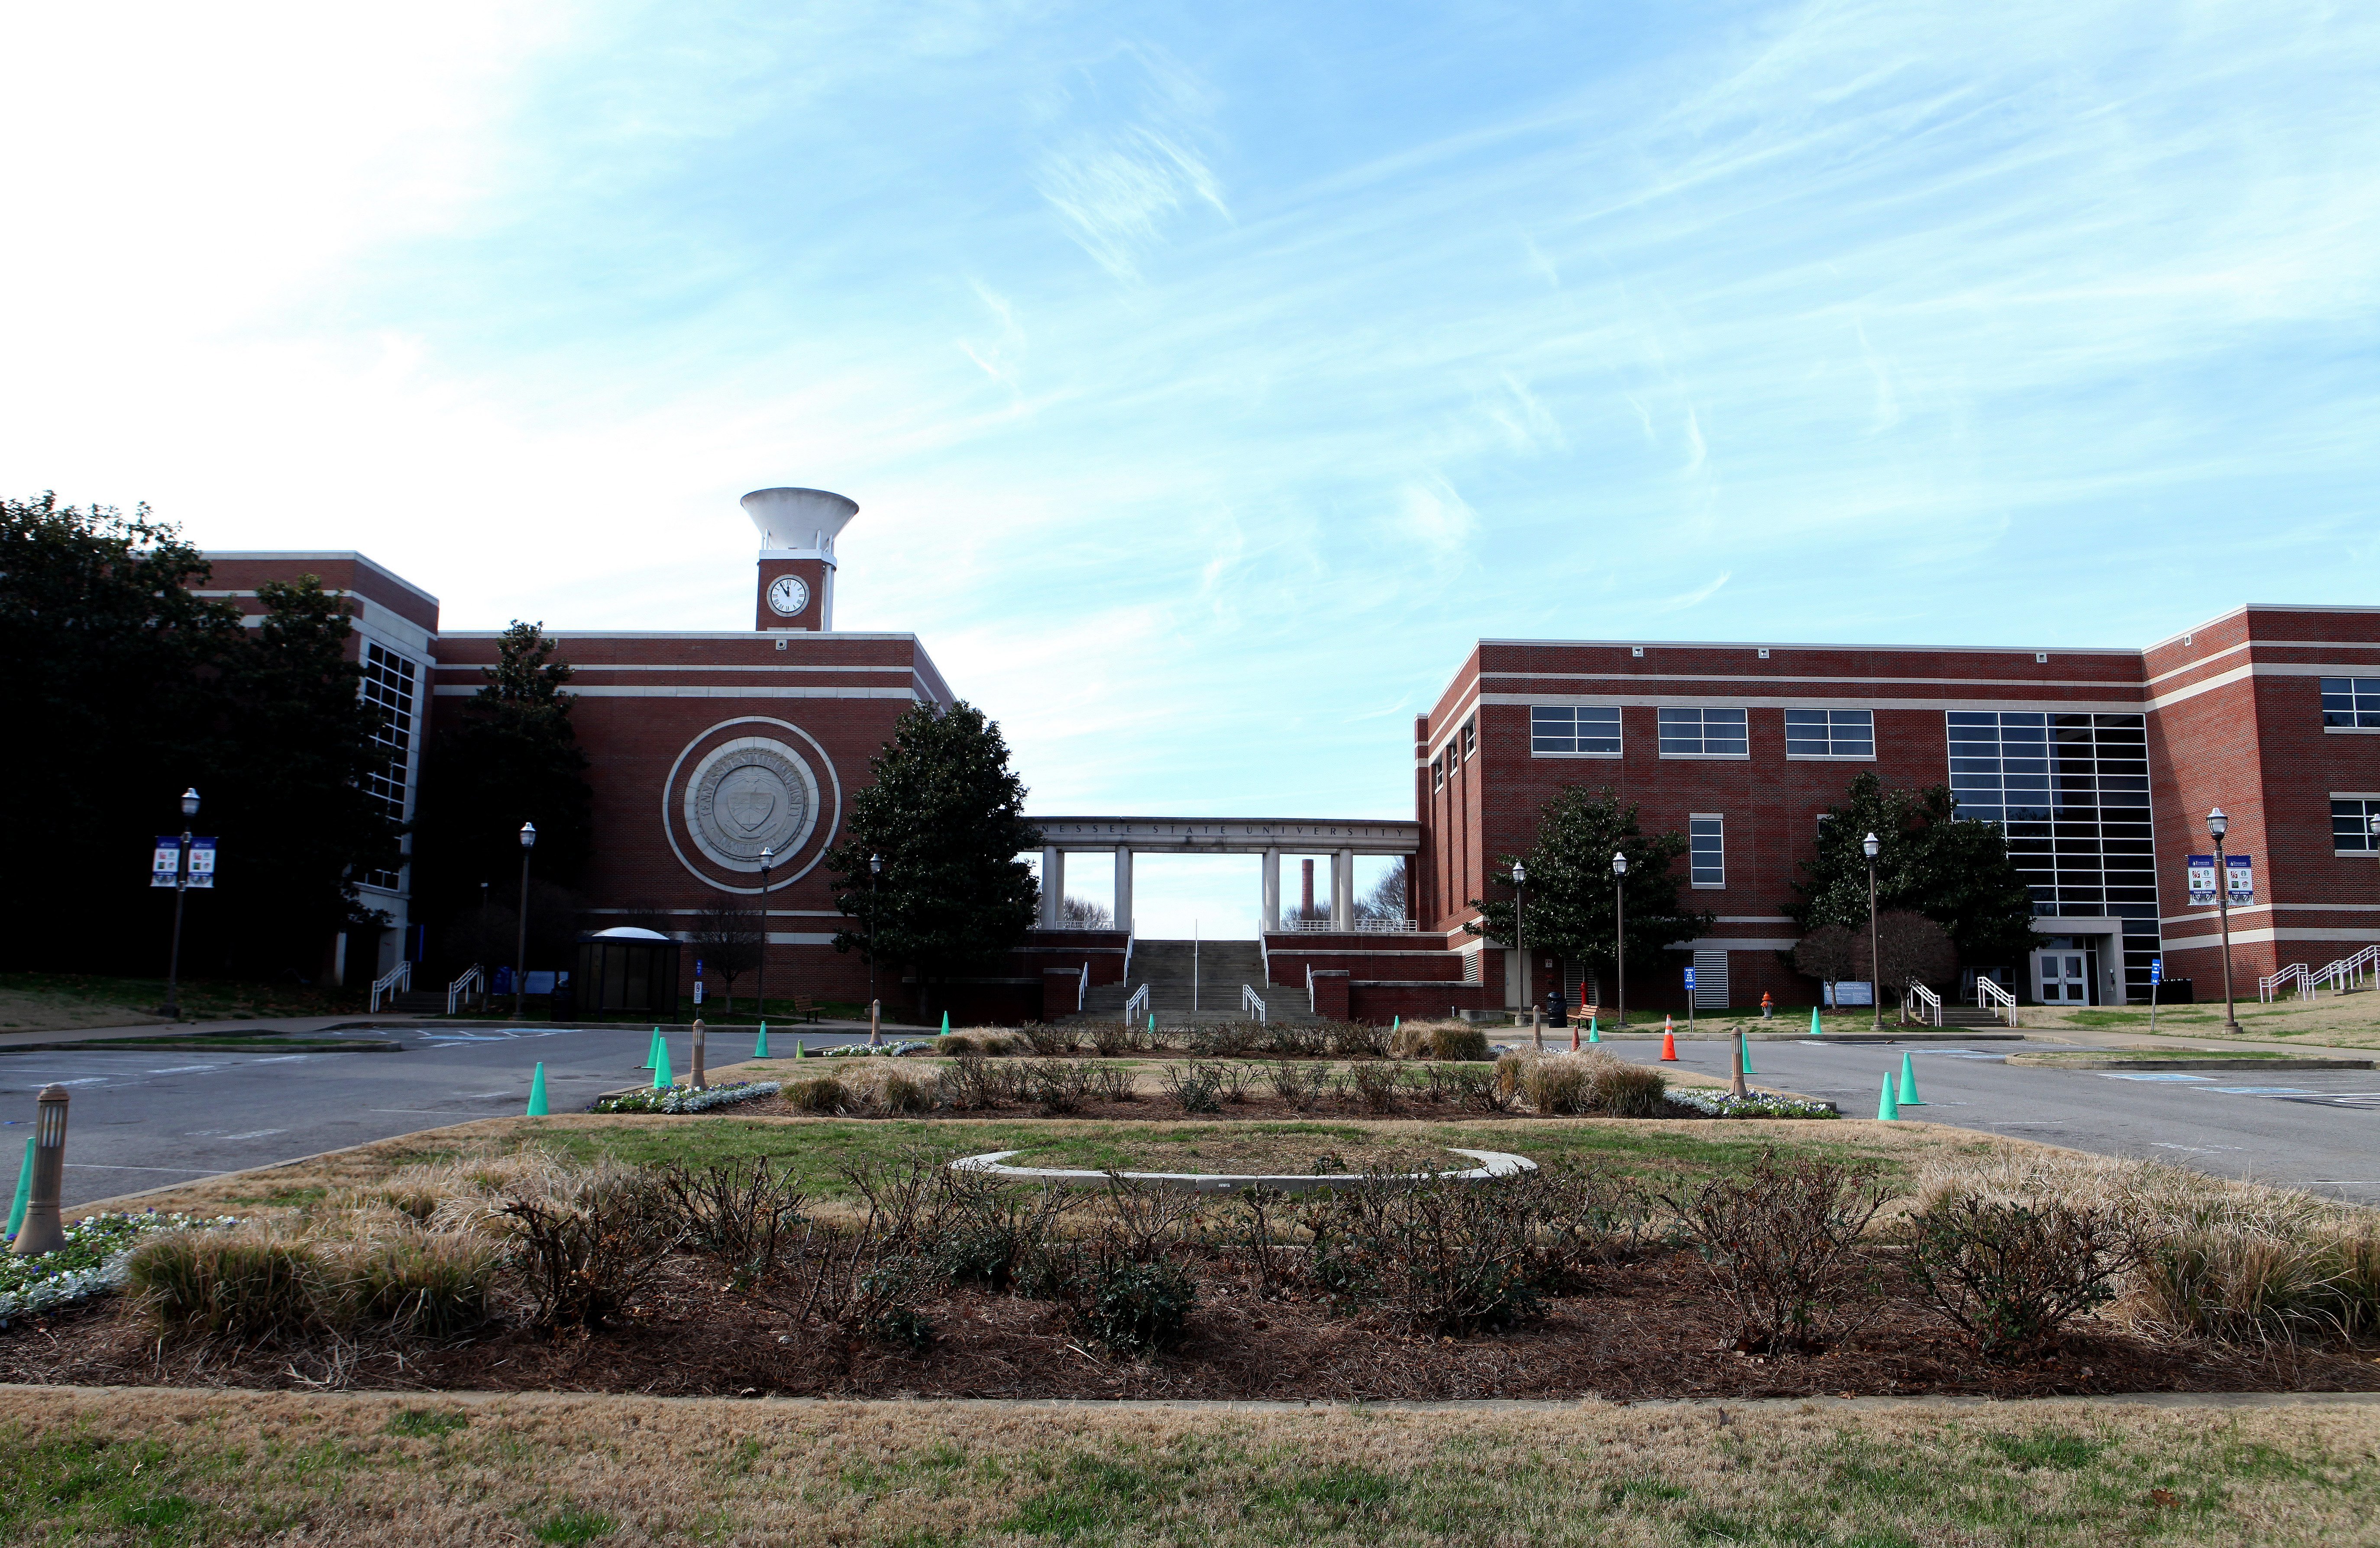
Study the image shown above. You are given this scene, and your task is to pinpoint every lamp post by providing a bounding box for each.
[513,822,537,1021]
[1511,860,1532,1041]
[1611,849,1628,1028]
[158,787,200,1020]
[1862,832,1882,1033]
[756,845,773,1023]
[2210,806,2241,1035]
[868,852,883,1022]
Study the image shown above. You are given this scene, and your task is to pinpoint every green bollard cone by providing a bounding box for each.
[1148,1013,1156,1033]
[653,1041,674,1090]
[940,1011,951,1036]
[794,1038,805,1059]
[5,1134,32,1240]
[755,1022,770,1058]
[525,1062,549,1117]
[1392,1015,1401,1036]
[1877,1072,1901,1121]
[645,1028,660,1069]
[1741,1037,1756,1076]
[1809,1007,1824,1037]
[1587,1017,1601,1044]
[1898,1052,1926,1106]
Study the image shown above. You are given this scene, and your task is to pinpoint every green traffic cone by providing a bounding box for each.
[1877,1072,1901,1121]
[5,1135,31,1240]
[1392,1015,1401,1035]
[1898,1053,1926,1106]
[1809,1007,1823,1037]
[644,1027,660,1069]
[939,1011,951,1036]
[526,1062,549,1117]
[1741,1037,1756,1076]
[755,1022,770,1058]
[653,1040,674,1090]
[1148,1013,1155,1033]
[1587,1017,1601,1044]
[794,1038,805,1059]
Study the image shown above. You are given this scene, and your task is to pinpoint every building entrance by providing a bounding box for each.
[2034,946,2092,1005]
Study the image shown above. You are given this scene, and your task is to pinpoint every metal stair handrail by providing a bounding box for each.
[1974,975,2018,1027]
[1905,980,1943,1027]
[2258,962,2312,1003]
[1122,931,1134,987]
[1077,961,1090,1014]
[369,959,413,1013]
[445,963,483,1015]
[1123,982,1150,1026]
[1241,983,1268,1023]
[2308,944,2380,996]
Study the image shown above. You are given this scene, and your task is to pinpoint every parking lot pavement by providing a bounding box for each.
[1582,1032,2380,1205]
[0,1023,885,1210]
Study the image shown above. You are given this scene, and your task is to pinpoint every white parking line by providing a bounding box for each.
[2098,1072,2212,1082]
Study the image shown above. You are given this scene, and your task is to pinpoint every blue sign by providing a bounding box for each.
[1683,967,1696,991]
[2150,958,2163,984]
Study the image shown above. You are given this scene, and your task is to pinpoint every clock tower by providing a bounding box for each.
[744,487,858,632]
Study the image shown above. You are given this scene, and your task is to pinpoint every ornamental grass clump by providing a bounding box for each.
[126,1228,325,1342]
[1662,1148,1890,1354]
[336,1230,503,1337]
[1503,1051,1668,1117]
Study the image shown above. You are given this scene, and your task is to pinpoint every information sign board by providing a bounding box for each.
[2187,855,2216,904]
[2226,853,2254,903]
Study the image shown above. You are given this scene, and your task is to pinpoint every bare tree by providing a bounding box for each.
[1356,858,1410,924]
[1858,910,1959,1022]
[1793,923,1860,1010]
[688,904,763,1013]
[1058,895,1113,929]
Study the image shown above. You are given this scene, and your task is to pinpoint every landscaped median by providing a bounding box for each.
[3,1386,2376,1546]
[2005,1049,2379,1072]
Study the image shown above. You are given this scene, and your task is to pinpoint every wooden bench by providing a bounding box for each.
[790,995,821,1023]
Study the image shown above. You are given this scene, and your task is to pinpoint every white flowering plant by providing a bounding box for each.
[594,1079,782,1115]
[1665,1087,1839,1120]
[811,1042,931,1059]
[0,1210,241,1325]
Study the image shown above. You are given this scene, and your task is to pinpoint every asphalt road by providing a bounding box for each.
[1582,1032,2380,1205]
[4,1023,2374,1211]
[0,1023,890,1211]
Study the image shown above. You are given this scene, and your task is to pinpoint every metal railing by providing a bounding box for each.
[1258,929,1270,986]
[1241,983,1268,1023]
[1077,961,1090,1014]
[1306,963,1317,1016]
[2258,963,2312,1003]
[445,963,483,1015]
[1275,916,1421,934]
[1975,975,2018,1027]
[1123,982,1150,1026]
[1122,931,1135,988]
[369,960,413,1013]
[1905,980,1942,1027]
[2310,944,2380,995]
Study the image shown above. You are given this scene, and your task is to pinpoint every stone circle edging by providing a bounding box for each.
[948,1147,1536,1194]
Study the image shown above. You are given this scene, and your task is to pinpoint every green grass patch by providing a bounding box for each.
[385,1407,471,1438]
[532,1504,617,1543]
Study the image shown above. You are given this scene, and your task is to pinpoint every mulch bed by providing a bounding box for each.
[718,1093,1720,1124]
[5,1250,2373,1403]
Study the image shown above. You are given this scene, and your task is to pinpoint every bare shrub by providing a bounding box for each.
[934,1170,1073,1293]
[501,1170,682,1329]
[1525,1164,1656,1284]
[1216,1062,1259,1103]
[1906,1193,2136,1360]
[1662,1149,1892,1353]
[1158,1061,1225,1114]
[1089,1023,1135,1057]
[1347,1062,1403,1114]
[1446,1065,1515,1113]
[1325,1021,1390,1058]
[1261,1023,1326,1058]
[655,1159,809,1287]
[1084,1062,1138,1104]
[1263,1060,1331,1111]
[1300,1164,1544,1336]
[932,1053,1004,1111]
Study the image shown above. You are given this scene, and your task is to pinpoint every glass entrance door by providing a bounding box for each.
[2035,951,2090,1004]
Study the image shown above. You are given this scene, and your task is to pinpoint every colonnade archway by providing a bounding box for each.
[1028,817,1419,934]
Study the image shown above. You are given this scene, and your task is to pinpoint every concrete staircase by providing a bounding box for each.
[1939,1005,2016,1030]
[1066,939,1324,1026]
[388,989,450,1015]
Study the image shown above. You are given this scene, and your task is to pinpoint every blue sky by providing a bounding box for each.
[5,2,2377,935]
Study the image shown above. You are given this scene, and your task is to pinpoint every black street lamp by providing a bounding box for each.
[1610,849,1628,1028]
[756,845,774,1022]
[1511,860,1530,1038]
[513,821,537,1020]
[868,852,883,1017]
[158,787,200,1019]
[2210,806,2241,1035]
[1863,832,1882,1033]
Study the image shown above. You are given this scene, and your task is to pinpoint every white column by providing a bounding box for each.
[1261,848,1281,932]
[1331,848,1354,929]
[1113,846,1134,935]
[1040,847,1063,928]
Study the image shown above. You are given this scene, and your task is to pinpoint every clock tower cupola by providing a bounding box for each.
[744,487,858,632]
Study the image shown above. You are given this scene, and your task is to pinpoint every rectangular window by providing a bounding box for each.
[1462,718,1477,759]
[2322,677,2380,730]
[1658,706,1748,757]
[2335,797,2380,854]
[1432,752,1445,791]
[359,641,419,891]
[1530,705,1621,755]
[1689,814,1725,888]
[1784,708,1876,758]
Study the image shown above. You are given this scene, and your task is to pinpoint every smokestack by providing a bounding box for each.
[1301,859,1314,920]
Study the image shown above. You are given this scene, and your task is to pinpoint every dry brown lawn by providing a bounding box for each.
[2,1386,2375,1545]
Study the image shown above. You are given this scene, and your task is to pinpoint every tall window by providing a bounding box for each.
[1530,705,1621,755]
[2335,797,2380,854]
[1946,709,2158,998]
[2322,678,2380,730]
[1785,708,1875,758]
[1658,706,1747,757]
[1689,814,1724,888]
[1462,718,1477,759]
[360,642,418,891]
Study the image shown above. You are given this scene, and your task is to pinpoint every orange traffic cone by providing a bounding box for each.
[1659,1021,1680,1061]
[1569,1023,1580,1051]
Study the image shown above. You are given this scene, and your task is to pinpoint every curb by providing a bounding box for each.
[0,1039,402,1055]
[2004,1053,2377,1071]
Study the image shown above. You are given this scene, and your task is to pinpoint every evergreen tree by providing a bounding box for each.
[411,621,595,946]
[1785,772,2036,969]
[1465,787,1712,986]
[826,702,1040,1010]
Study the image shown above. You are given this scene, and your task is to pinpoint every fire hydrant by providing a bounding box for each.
[1760,991,1774,1019]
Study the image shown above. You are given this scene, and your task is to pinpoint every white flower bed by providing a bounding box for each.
[0,1211,240,1326]
[1665,1087,1839,1120]
[811,1041,932,1059]
[596,1079,782,1114]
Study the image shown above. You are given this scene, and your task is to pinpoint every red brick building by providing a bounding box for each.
[1414,609,2380,1014]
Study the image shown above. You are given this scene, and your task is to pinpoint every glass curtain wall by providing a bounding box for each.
[1945,711,2160,1001]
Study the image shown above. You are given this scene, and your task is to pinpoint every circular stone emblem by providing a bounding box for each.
[680,737,821,871]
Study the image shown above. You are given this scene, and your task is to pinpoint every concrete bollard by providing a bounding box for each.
[692,1018,708,1090]
[10,1085,70,1257]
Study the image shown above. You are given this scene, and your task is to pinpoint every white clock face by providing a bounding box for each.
[767,575,810,617]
